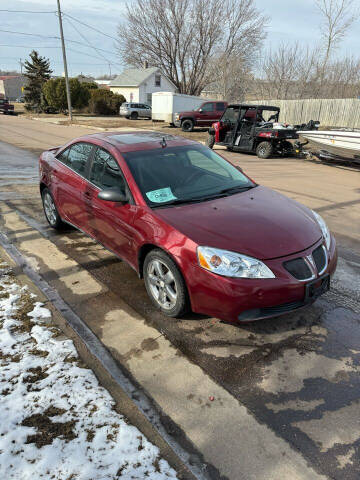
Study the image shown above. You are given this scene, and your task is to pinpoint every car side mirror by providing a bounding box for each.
[198,108,203,113]
[98,188,128,203]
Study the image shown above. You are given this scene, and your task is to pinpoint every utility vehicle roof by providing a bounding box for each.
[227,104,280,111]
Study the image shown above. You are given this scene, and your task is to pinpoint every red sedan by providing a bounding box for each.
[39,131,337,323]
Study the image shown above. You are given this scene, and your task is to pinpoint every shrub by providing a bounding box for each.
[42,78,93,112]
[88,89,126,115]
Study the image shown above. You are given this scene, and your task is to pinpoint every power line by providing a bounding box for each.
[0,44,61,48]
[62,12,118,42]
[0,29,119,56]
[0,56,110,66]
[0,44,115,62]
[64,17,121,73]
[0,29,59,39]
[0,9,55,14]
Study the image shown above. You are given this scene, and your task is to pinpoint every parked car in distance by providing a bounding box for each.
[39,131,337,323]
[16,97,25,103]
[0,97,15,115]
[119,102,152,120]
[174,101,228,132]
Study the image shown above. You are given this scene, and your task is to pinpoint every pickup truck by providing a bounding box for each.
[174,101,227,132]
[0,98,15,115]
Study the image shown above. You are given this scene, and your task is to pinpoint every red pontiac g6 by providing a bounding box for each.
[39,131,337,322]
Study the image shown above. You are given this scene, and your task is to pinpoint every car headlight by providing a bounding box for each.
[197,246,275,279]
[312,210,331,250]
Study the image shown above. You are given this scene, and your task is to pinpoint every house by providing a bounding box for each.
[109,67,176,105]
[76,74,96,84]
[0,75,26,100]
[95,78,112,89]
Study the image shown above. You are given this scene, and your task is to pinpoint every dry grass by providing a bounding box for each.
[16,106,208,143]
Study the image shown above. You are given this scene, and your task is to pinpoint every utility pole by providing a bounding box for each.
[56,0,72,122]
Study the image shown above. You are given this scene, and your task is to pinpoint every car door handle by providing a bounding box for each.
[83,191,92,199]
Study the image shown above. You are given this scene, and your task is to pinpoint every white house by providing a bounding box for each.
[109,67,176,105]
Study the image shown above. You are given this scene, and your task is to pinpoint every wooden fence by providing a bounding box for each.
[248,98,360,128]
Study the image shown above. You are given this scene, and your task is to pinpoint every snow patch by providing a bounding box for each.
[0,265,178,480]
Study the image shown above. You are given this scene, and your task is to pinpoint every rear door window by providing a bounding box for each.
[57,146,70,164]
[66,142,93,176]
[89,147,125,191]
[216,102,226,111]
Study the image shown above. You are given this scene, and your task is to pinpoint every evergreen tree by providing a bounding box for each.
[23,50,52,111]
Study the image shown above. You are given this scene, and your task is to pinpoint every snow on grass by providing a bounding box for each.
[0,261,178,480]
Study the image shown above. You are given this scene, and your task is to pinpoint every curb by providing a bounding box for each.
[0,238,207,480]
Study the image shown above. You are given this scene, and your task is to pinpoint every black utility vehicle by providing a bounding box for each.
[207,104,300,158]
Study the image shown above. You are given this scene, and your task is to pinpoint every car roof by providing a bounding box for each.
[227,104,280,111]
[76,130,198,153]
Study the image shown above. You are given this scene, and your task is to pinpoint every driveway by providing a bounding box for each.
[1,115,360,479]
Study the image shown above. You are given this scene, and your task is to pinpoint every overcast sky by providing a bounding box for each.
[1,0,359,78]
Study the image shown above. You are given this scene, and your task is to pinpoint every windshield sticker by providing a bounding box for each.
[146,187,177,203]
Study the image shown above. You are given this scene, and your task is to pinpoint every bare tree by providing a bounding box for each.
[116,0,267,96]
[254,43,319,100]
[250,0,360,101]
[315,0,359,93]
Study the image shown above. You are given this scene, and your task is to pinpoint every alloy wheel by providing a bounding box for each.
[43,192,57,226]
[146,259,178,310]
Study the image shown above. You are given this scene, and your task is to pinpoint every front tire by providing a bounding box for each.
[206,134,215,149]
[41,188,65,230]
[256,141,273,159]
[144,249,189,318]
[181,119,194,132]
[130,111,138,120]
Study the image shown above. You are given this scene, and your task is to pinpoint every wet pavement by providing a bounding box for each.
[0,141,38,189]
[1,140,360,479]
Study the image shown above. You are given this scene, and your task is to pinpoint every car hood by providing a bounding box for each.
[179,110,197,117]
[155,186,322,260]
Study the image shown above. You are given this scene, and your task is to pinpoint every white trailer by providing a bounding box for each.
[151,92,205,124]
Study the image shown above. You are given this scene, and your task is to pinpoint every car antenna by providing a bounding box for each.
[160,136,167,148]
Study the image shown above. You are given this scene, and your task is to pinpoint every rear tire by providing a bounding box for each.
[130,111,138,120]
[256,141,273,159]
[206,134,215,149]
[41,188,65,230]
[181,119,194,132]
[143,249,189,318]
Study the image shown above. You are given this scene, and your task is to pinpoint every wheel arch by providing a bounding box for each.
[139,243,192,312]
[138,243,185,278]
[180,117,194,124]
[39,181,48,194]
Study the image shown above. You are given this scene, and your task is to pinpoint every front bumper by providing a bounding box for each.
[174,120,181,127]
[184,236,337,323]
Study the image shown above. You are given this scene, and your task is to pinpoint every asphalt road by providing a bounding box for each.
[1,116,360,479]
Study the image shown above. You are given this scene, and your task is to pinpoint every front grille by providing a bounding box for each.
[283,257,312,280]
[312,245,326,273]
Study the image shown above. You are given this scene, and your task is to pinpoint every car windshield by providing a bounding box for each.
[123,145,255,208]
